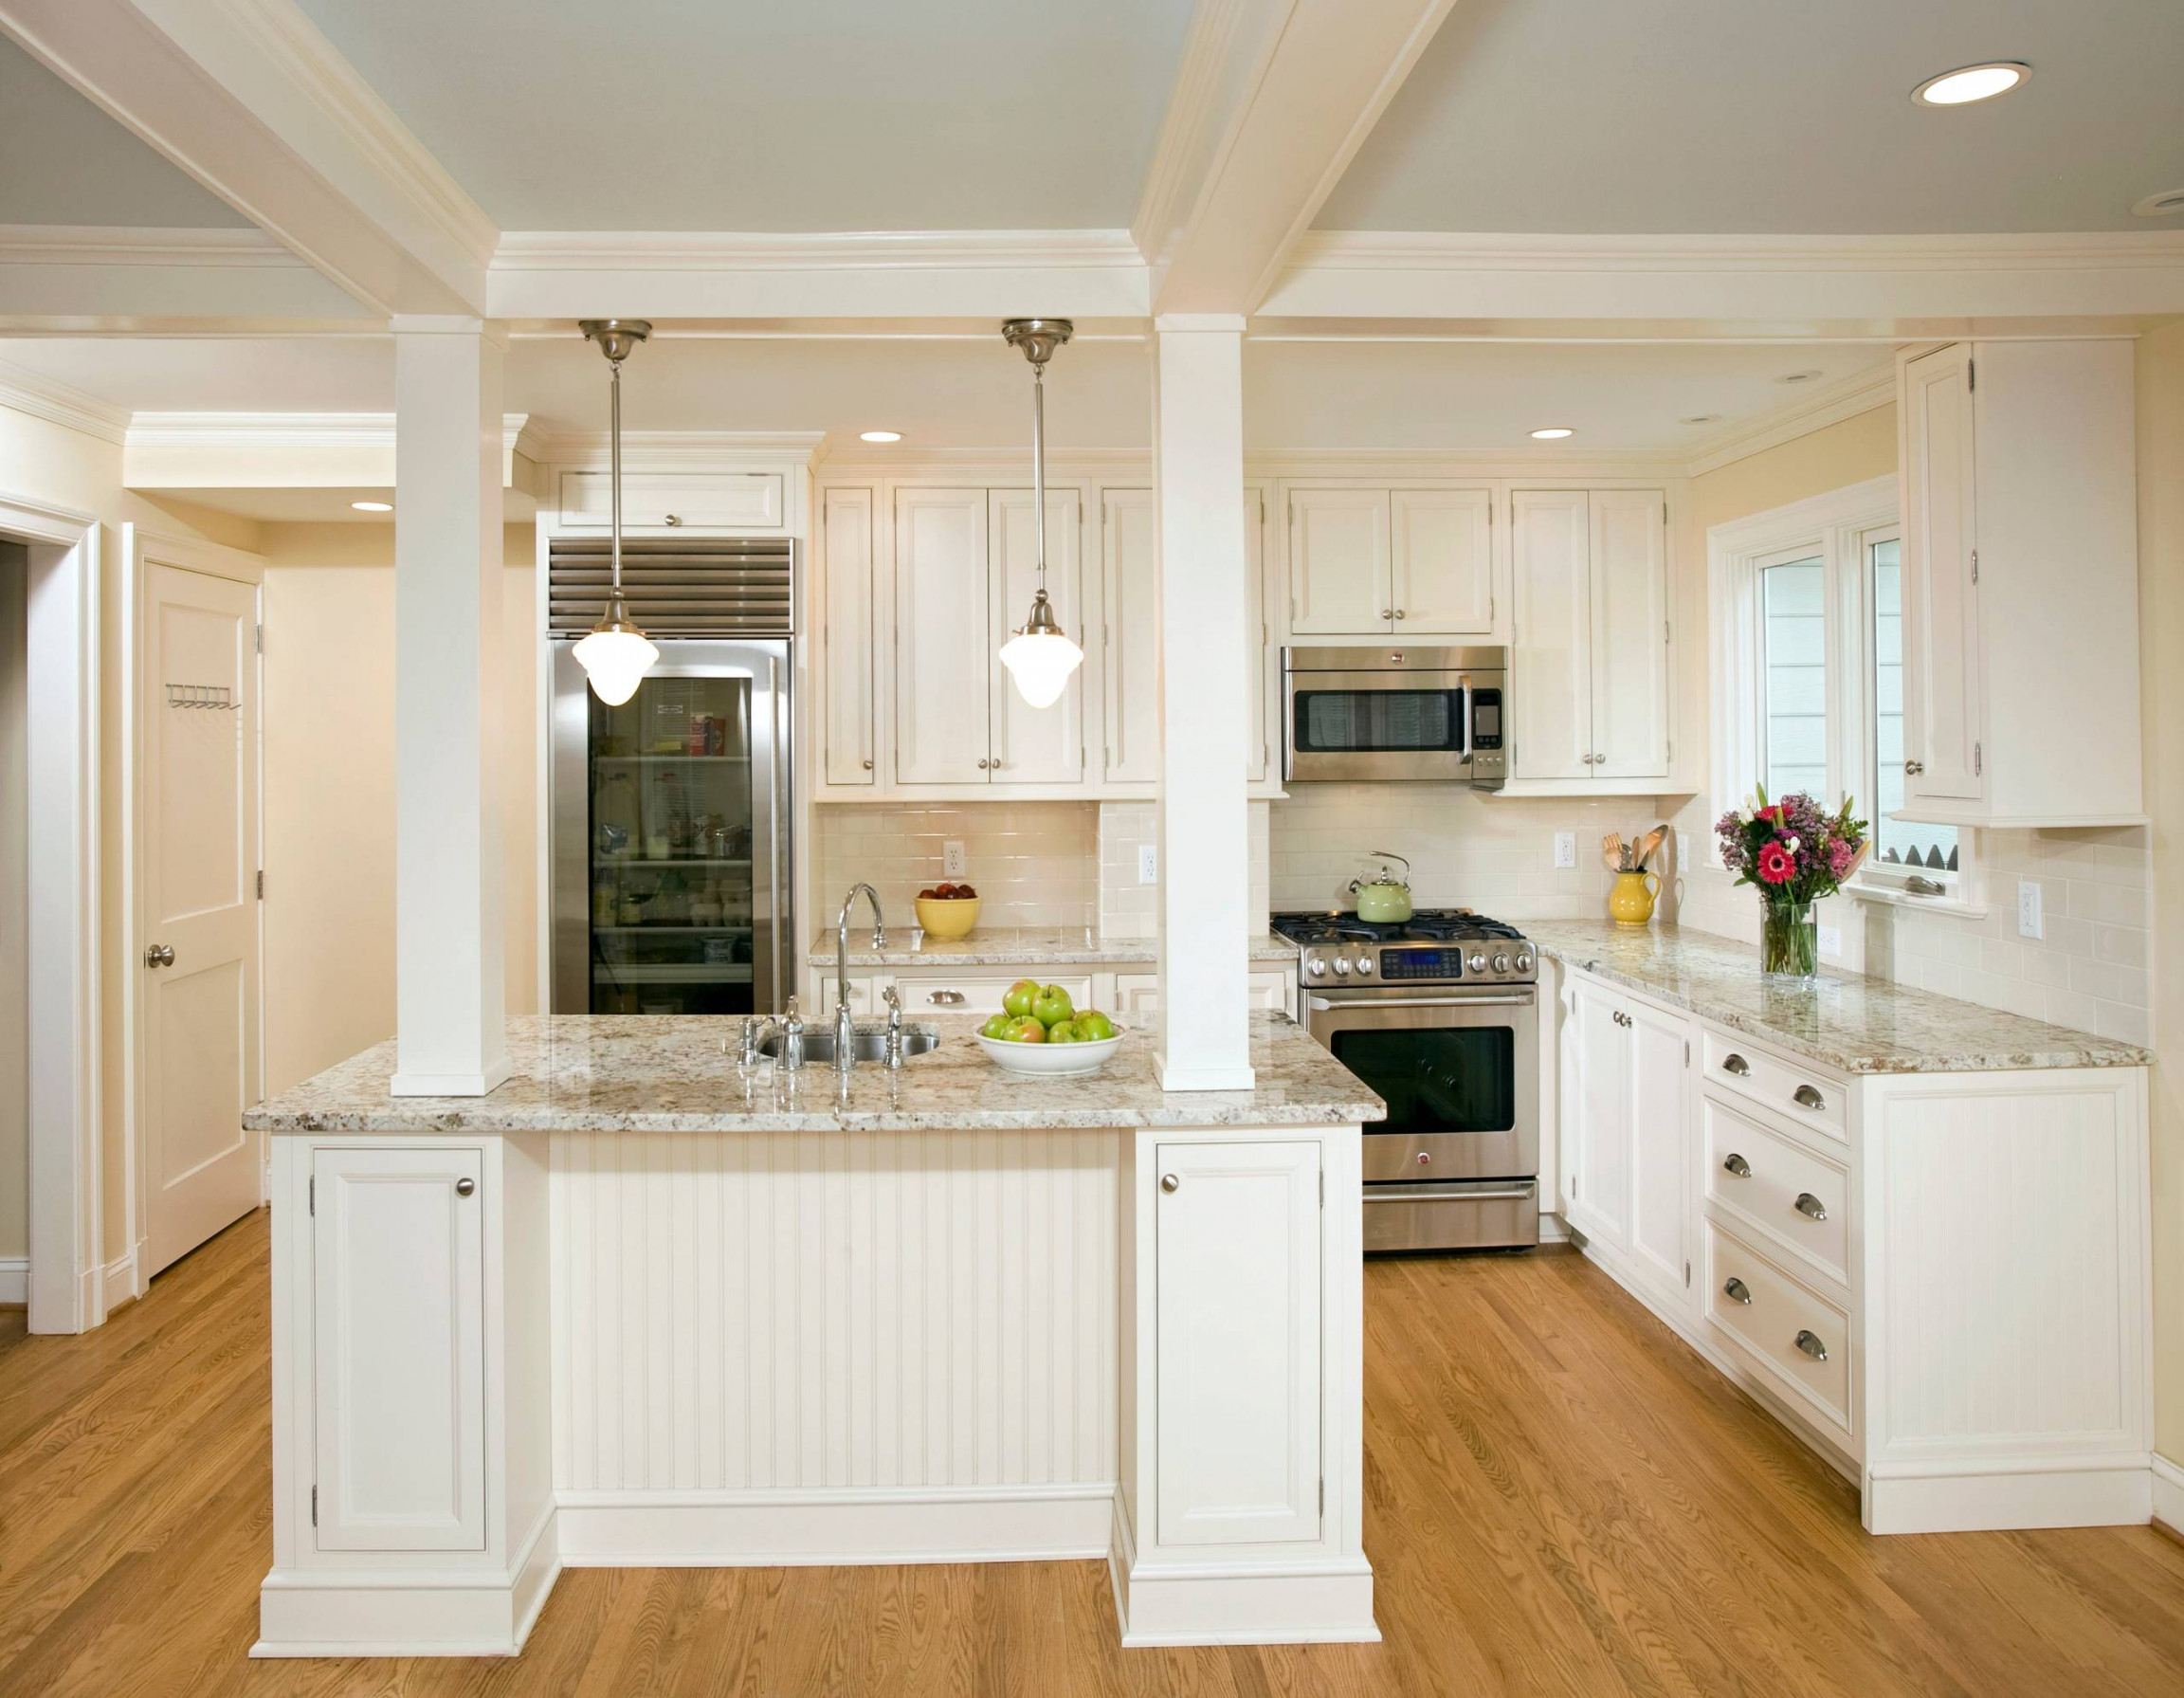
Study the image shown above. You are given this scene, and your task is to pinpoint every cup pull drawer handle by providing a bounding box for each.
[1722,1153,1751,1178]
[928,990,965,1005]
[1794,1329,1829,1362]
[1793,1084,1828,1111]
[1723,1277,1752,1305]
[1793,1192,1829,1222]
[1721,1053,1751,1076]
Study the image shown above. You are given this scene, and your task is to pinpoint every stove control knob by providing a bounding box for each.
[1306,958,1327,978]
[1515,948,1536,975]
[1492,953,1512,976]
[1355,956,1374,976]
[1332,957,1353,977]
[1467,950,1489,975]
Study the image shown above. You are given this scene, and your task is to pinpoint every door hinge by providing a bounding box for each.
[1684,1260,1691,1287]
[1968,357,1975,393]
[1259,495,1265,525]
[1319,1170,1325,1207]
[1319,1478,1325,1516]
[1684,1039,1691,1066]
[1971,549,1978,584]
[255,623,263,654]
[1572,1173,1578,1197]
[256,869,264,900]
[310,1485,318,1527]
[307,1174,314,1215]
[1665,619,1670,645]
[1975,741,1983,776]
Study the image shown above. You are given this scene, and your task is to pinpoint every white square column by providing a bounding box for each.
[1152,317,1254,1089]
[390,318,509,1097]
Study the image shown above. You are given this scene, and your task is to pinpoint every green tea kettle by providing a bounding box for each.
[1348,851,1413,923]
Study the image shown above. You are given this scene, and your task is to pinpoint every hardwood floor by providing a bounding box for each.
[4,1212,2181,1697]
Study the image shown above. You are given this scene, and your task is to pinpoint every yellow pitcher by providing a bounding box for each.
[1608,868,1659,927]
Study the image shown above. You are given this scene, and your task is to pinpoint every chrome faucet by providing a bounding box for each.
[882,983,905,1069]
[835,884,886,1070]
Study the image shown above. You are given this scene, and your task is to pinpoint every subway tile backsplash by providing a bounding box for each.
[812,802,1098,932]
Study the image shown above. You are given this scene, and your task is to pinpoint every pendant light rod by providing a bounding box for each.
[997,320,1083,707]
[572,319,659,707]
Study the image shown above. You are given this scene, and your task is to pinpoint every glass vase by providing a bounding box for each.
[1759,900,1819,981]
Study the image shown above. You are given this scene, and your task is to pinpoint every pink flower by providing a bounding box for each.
[1828,838,1858,878]
[1757,840,1796,885]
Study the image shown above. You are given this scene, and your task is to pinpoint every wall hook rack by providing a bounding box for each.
[165,683,239,710]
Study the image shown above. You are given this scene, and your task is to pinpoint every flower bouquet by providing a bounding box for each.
[1714,788,1869,980]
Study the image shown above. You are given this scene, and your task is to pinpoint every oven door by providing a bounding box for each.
[1304,987,1539,1183]
[1283,668,1472,783]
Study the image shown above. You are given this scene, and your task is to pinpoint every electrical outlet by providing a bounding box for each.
[1817,923,1842,959]
[943,841,968,879]
[1553,831,1576,870]
[1138,844,1158,886]
[2017,878,2044,940]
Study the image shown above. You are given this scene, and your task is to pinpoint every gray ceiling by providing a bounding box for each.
[1318,0,2184,233]
[290,0,1197,230]
[0,35,250,228]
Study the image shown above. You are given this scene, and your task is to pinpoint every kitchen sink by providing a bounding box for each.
[758,1022,941,1065]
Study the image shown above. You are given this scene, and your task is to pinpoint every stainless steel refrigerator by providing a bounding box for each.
[548,536,795,1016]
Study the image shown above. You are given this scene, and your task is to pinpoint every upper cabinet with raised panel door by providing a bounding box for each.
[1285,484,1498,640]
[820,487,877,786]
[989,487,1084,786]
[1508,487,1670,789]
[1896,339,2142,828]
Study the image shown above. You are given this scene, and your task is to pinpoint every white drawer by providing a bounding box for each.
[887,971,1097,1017]
[1702,1218,1853,1439]
[560,470,786,532]
[1702,1027,1846,1141]
[1702,1094,1850,1287]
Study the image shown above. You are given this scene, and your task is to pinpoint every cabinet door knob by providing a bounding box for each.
[1721,1052,1751,1076]
[1722,1152,1751,1178]
[1392,609,1406,620]
[144,943,175,969]
[1793,1192,1829,1222]
[664,513,682,527]
[1160,1174,1180,1193]
[862,758,873,770]
[1794,1329,1829,1362]
[1792,1084,1828,1112]
[1723,1277,1752,1305]
[455,1177,476,1197]
[1380,609,1393,621]
[1903,758,1924,776]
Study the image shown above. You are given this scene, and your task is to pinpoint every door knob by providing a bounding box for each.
[144,943,174,969]
[1160,1174,1180,1193]
[862,758,873,770]
[455,1177,476,1196]
[1903,758,1924,776]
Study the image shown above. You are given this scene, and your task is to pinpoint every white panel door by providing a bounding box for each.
[1101,486,1159,788]
[312,1145,485,1552]
[1566,981,1629,1251]
[140,561,262,1277]
[1510,491,1594,779]
[989,488,1084,785]
[1901,344,1983,803]
[1156,1139,1322,1546]
[821,486,877,786]
[1590,489,1671,780]
[893,488,990,786]
[1624,995,1690,1304]
[1390,487,1495,636]
[1286,488,1390,635]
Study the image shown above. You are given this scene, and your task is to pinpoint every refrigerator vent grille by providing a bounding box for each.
[548,537,794,638]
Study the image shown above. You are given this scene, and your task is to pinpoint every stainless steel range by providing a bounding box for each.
[1273,908,1539,1252]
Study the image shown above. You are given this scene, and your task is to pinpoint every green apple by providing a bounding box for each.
[1046,1020,1080,1045]
[979,1013,1014,1040]
[1030,984,1075,1028]
[1002,978,1042,1018]
[1074,1010,1115,1042]
[1009,1016,1047,1044]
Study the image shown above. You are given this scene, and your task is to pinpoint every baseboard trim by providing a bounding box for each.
[554,1483,1116,1567]
[0,1256,26,1305]
[1106,1489,1379,1647]
[1864,1454,2155,1534]
[100,1245,139,1313]
[2153,1453,2184,1537]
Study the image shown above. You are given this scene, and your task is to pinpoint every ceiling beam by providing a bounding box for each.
[0,225,373,322]
[1133,0,1456,315]
[0,0,496,318]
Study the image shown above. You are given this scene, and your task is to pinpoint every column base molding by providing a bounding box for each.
[390,1058,513,1099]
[1105,1497,1379,1648]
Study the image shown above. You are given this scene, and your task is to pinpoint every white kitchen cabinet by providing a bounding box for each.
[893,487,991,787]
[310,1146,486,1552]
[559,469,787,533]
[990,488,1084,785]
[1154,1138,1322,1546]
[1896,339,2142,827]
[885,969,1097,1018]
[1510,487,1669,785]
[1564,977,1631,1250]
[1562,976,1689,1305]
[820,487,877,786]
[1285,484,1497,639]
[1112,968,1294,1019]
[1285,487,1389,635]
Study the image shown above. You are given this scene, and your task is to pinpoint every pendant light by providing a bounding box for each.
[997,318,1083,709]
[571,318,659,706]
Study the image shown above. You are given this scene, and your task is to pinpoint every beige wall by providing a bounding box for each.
[2138,320,2184,1461]
[259,522,538,1096]
[0,545,26,1266]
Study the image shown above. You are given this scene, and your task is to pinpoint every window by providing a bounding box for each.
[1708,478,1975,906]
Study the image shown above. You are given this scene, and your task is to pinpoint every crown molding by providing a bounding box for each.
[0,224,310,267]
[1288,228,2184,274]
[530,428,829,468]
[492,229,1143,273]
[0,356,131,443]
[816,446,1152,475]
[124,410,540,448]
[1683,368,1896,477]
[1129,0,1255,274]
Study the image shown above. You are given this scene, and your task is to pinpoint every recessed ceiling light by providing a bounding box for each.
[1775,371,1824,386]
[1912,62,2030,106]
[1681,414,1722,426]
[859,429,903,443]
[1528,427,1575,440]
[351,500,393,513]
[2133,189,2184,218]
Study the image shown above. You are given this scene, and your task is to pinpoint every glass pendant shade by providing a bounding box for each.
[1000,628,1083,708]
[572,620,658,706]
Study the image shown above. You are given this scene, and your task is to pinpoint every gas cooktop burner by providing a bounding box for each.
[1271,908,1538,985]
[1271,908,1528,945]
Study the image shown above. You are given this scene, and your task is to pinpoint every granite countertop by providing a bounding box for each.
[807,926,1298,969]
[1523,920,2152,1075]
[244,1010,1381,1136]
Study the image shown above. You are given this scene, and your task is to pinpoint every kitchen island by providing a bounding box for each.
[246,1013,1384,1657]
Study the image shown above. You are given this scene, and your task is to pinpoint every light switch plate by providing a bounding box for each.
[1817,922,1842,959]
[1553,831,1576,870]
[2017,878,2044,940]
[1138,844,1158,886]
[943,841,968,879]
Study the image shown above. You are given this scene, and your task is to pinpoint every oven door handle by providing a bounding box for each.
[1309,993,1536,1012]
[1364,1184,1538,1205]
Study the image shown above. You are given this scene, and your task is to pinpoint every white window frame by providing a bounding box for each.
[1707,476,1982,915]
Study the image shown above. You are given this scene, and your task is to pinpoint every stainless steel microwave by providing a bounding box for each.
[1282,646,1506,787]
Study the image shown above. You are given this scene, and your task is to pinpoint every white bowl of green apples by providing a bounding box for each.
[974,979,1125,1077]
